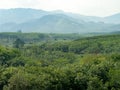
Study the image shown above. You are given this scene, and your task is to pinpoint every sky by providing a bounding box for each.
[0,0,120,17]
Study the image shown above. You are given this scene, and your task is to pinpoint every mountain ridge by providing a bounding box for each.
[0,8,120,33]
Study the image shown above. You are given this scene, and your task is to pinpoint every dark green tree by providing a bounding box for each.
[13,38,25,48]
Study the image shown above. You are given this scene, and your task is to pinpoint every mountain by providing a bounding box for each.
[0,8,49,24]
[62,13,102,23]
[0,8,120,33]
[0,14,86,33]
[103,13,120,24]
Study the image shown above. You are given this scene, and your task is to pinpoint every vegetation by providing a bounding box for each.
[0,33,120,90]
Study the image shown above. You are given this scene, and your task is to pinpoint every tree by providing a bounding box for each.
[4,71,30,90]
[13,38,25,48]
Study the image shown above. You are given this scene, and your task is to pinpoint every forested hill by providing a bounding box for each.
[0,34,120,90]
[39,34,120,54]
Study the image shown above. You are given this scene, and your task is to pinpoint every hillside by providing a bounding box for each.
[103,13,120,24]
[0,8,48,24]
[0,8,120,33]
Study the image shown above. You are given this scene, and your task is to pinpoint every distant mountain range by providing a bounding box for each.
[0,8,120,33]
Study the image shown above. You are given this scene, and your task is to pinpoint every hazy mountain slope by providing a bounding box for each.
[108,24,120,31]
[0,23,17,32]
[58,12,120,24]
[5,14,86,33]
[0,8,49,24]
[0,14,116,33]
[0,8,120,33]
[63,13,102,23]
[1,8,120,24]
[103,13,120,24]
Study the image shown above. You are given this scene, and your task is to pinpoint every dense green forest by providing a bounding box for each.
[0,32,115,46]
[0,33,120,90]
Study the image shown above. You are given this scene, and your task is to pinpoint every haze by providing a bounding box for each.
[0,0,120,17]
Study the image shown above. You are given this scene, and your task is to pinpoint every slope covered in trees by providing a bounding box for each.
[0,34,120,90]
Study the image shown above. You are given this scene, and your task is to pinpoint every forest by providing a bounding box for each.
[0,33,120,90]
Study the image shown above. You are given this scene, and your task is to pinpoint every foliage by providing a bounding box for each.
[0,34,120,90]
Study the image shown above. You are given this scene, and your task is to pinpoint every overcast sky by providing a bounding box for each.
[0,0,120,17]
